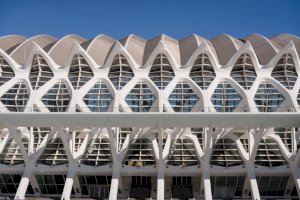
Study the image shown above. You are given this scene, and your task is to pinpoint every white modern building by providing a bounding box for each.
[0,33,299,200]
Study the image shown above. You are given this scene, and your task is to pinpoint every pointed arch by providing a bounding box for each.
[29,54,54,90]
[271,53,298,90]
[0,138,28,165]
[149,53,175,90]
[37,137,68,166]
[230,53,257,90]
[189,53,216,90]
[80,137,112,166]
[210,138,243,167]
[123,138,155,167]
[68,54,94,90]
[166,138,200,167]
[108,54,134,90]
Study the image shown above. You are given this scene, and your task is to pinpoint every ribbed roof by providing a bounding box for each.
[0,33,297,66]
[10,35,56,65]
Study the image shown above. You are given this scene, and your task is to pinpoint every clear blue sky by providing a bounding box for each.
[0,0,299,40]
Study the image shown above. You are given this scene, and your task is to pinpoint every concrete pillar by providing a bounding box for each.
[109,170,120,200]
[201,171,212,200]
[61,170,76,200]
[247,170,260,200]
[15,168,32,200]
[157,170,164,200]
[291,166,300,196]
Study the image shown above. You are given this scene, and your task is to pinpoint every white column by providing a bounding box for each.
[61,170,76,200]
[157,170,165,200]
[201,171,212,200]
[247,170,260,200]
[15,168,32,200]
[109,170,120,200]
[291,166,300,196]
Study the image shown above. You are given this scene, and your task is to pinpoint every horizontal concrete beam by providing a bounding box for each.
[0,113,299,128]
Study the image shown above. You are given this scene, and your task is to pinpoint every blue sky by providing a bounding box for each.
[0,0,299,40]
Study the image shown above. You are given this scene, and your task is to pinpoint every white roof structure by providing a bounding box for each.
[0,33,299,200]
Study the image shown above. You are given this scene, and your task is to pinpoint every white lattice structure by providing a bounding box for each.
[0,33,299,199]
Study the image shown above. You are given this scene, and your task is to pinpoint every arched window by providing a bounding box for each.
[189,53,215,90]
[83,82,112,112]
[255,138,288,167]
[80,138,112,166]
[37,137,68,166]
[272,54,297,90]
[166,138,200,167]
[123,138,155,167]
[0,81,29,112]
[210,139,243,167]
[211,82,242,112]
[108,54,134,90]
[168,82,198,112]
[41,81,71,112]
[0,56,15,86]
[254,82,284,112]
[230,53,256,89]
[29,54,53,90]
[125,82,156,112]
[149,53,174,90]
[68,54,94,90]
[0,138,28,165]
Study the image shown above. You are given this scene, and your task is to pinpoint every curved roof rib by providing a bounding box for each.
[120,34,146,66]
[244,34,281,65]
[82,34,115,66]
[179,34,216,65]
[272,34,300,57]
[143,34,180,65]
[0,35,27,54]
[47,35,86,66]
[10,35,57,65]
[211,34,243,65]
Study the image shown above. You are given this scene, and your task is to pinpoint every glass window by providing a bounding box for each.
[211,82,242,112]
[83,82,112,112]
[125,82,156,112]
[123,139,155,167]
[166,138,200,167]
[254,82,284,112]
[0,81,29,112]
[189,53,215,90]
[168,82,198,112]
[29,54,54,90]
[210,139,243,167]
[149,53,174,90]
[68,54,94,90]
[41,81,71,112]
[272,54,297,90]
[230,53,256,90]
[108,54,134,90]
